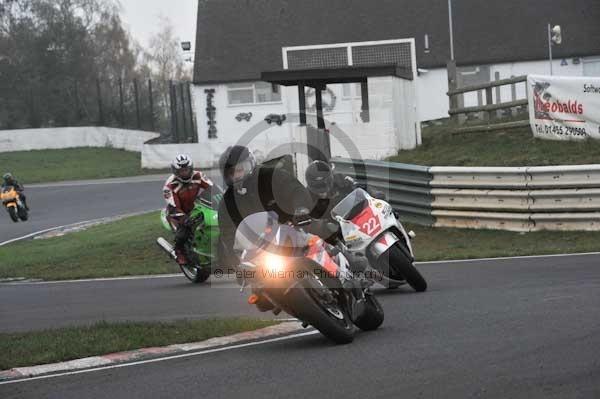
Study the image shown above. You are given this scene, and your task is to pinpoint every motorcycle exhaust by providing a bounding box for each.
[156,237,177,260]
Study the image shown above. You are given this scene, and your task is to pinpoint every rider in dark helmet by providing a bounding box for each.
[2,173,28,210]
[305,160,385,235]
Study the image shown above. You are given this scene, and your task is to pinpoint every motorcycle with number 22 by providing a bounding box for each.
[331,188,427,292]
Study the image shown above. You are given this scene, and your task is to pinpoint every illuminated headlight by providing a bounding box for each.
[264,254,286,274]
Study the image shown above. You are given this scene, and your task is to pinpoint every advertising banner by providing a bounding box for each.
[528,74,600,140]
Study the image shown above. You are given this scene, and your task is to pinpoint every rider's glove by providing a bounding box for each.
[292,207,311,226]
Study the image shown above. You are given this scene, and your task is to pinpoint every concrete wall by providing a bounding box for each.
[0,127,159,153]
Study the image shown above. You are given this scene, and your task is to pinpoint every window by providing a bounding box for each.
[227,82,281,105]
[342,83,362,99]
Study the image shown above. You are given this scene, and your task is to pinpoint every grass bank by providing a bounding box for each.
[0,211,178,281]
[408,224,600,261]
[0,319,278,370]
[0,147,167,184]
[388,120,600,166]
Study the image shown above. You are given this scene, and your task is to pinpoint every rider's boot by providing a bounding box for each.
[174,247,188,266]
[252,288,275,312]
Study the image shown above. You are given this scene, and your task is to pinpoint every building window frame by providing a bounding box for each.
[227,82,282,106]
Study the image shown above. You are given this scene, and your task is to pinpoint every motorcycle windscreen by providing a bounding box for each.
[234,211,278,254]
[330,188,370,221]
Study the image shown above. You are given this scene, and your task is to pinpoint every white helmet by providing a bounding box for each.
[171,154,194,182]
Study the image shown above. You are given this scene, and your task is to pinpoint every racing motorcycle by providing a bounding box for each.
[235,211,384,344]
[1,186,28,223]
[156,184,223,283]
[331,188,427,292]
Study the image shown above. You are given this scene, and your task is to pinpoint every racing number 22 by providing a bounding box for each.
[363,217,381,236]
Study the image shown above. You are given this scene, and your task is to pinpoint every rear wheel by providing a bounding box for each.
[380,243,427,292]
[287,275,355,344]
[179,263,210,283]
[7,207,18,222]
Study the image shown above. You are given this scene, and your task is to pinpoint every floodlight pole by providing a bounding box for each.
[448,0,455,61]
[547,23,553,75]
[447,0,458,122]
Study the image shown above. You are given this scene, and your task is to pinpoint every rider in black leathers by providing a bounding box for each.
[217,146,368,317]
[216,146,313,271]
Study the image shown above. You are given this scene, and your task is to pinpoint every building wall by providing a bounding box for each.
[189,76,419,168]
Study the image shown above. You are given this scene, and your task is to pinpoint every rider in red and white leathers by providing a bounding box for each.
[163,154,213,266]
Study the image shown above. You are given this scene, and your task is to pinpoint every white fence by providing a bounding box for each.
[0,127,159,153]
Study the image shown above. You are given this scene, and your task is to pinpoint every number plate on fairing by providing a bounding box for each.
[351,206,382,237]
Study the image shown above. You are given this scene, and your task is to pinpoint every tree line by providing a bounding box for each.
[0,0,191,135]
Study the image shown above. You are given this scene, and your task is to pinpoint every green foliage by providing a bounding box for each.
[0,0,143,129]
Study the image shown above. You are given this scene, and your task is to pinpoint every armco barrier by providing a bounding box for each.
[331,158,434,226]
[332,158,600,231]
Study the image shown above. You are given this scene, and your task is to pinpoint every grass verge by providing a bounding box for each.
[388,120,600,166]
[2,211,600,281]
[0,211,179,281]
[408,224,600,261]
[0,318,279,370]
[0,147,168,184]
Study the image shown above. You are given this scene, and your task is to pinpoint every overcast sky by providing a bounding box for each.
[119,0,198,50]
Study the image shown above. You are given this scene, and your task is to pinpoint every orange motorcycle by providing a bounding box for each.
[1,186,28,222]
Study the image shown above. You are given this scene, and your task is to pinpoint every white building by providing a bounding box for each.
[142,0,600,170]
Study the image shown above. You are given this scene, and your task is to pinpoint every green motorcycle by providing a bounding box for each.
[157,184,223,283]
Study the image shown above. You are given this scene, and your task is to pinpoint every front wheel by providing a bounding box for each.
[287,277,355,344]
[7,207,18,222]
[353,293,384,331]
[18,207,28,221]
[381,244,427,292]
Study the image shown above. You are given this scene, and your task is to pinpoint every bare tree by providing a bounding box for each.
[145,15,190,82]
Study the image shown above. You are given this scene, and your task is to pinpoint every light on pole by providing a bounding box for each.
[547,24,562,75]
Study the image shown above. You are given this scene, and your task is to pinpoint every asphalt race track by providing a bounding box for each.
[0,172,221,244]
[0,176,166,244]
[1,253,599,398]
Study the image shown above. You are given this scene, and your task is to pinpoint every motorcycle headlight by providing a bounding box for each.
[264,253,286,275]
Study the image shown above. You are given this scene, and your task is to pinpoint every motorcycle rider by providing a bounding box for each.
[217,145,313,270]
[2,173,28,210]
[217,146,369,318]
[305,160,385,242]
[163,154,213,266]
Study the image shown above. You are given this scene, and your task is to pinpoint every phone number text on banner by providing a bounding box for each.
[527,74,600,140]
